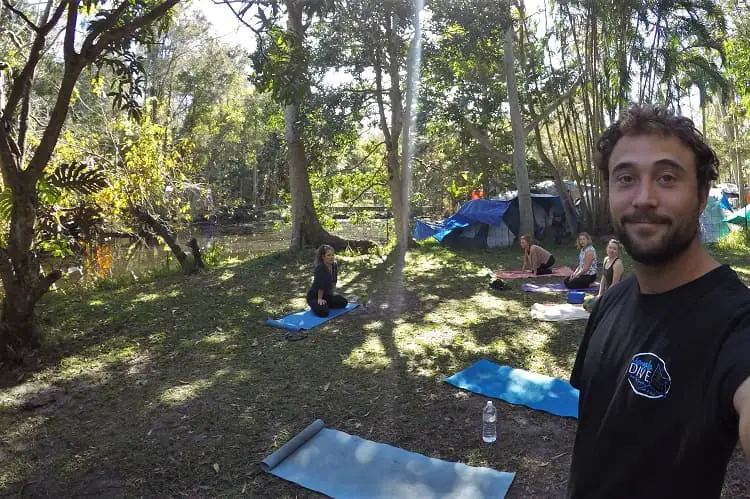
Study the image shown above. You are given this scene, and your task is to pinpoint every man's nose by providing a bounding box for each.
[632,180,658,209]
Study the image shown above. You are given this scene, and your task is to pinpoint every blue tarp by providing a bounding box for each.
[414,196,575,243]
[413,199,511,242]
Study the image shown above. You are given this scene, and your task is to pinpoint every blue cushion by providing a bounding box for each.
[567,291,586,304]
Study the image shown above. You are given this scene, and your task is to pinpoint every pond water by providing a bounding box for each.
[70,219,394,285]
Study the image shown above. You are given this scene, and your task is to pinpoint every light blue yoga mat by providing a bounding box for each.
[445,360,579,418]
[262,419,516,498]
[265,303,358,331]
[521,282,598,293]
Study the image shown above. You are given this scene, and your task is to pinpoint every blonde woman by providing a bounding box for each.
[519,235,555,275]
[564,232,598,289]
[598,239,624,297]
[584,239,624,312]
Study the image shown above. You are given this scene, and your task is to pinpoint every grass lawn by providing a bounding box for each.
[1,241,750,497]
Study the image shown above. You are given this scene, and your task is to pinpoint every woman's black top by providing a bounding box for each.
[307,261,338,300]
[602,257,619,291]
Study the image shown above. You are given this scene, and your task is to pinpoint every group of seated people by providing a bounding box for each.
[520,231,624,302]
[307,232,624,318]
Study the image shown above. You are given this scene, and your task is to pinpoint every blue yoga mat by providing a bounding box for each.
[262,419,515,498]
[521,282,598,293]
[445,360,579,418]
[265,303,358,331]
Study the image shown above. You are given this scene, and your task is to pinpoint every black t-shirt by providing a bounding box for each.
[568,265,750,498]
[307,261,338,300]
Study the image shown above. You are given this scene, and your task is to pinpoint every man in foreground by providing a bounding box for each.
[568,104,750,497]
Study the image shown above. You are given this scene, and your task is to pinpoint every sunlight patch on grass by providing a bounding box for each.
[0,414,49,486]
[343,334,391,371]
[218,270,235,281]
[58,343,139,379]
[363,320,385,331]
[133,289,182,303]
[159,378,214,407]
[248,296,265,305]
[221,256,243,266]
[0,459,33,491]
[229,369,253,383]
[201,331,231,344]
[88,299,105,306]
[134,292,161,303]
[147,331,166,346]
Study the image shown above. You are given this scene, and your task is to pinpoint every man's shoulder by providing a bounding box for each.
[703,265,750,309]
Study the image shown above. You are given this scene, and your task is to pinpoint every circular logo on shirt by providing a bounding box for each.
[626,352,672,399]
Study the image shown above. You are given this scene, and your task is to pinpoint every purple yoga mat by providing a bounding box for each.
[521,282,599,293]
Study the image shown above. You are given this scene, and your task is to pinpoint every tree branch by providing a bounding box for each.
[32,269,62,303]
[345,180,384,207]
[17,76,29,155]
[85,0,180,60]
[335,141,385,175]
[26,0,179,182]
[218,1,263,34]
[373,43,391,146]
[522,75,582,136]
[2,29,23,49]
[462,117,513,164]
[2,0,66,121]
[78,1,132,56]
[2,0,40,33]
[62,0,77,60]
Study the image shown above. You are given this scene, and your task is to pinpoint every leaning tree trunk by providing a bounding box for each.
[133,206,206,274]
[0,178,62,359]
[504,22,534,238]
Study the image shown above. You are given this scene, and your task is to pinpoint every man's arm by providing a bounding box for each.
[733,375,750,460]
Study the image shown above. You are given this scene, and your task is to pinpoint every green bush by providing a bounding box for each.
[717,228,749,251]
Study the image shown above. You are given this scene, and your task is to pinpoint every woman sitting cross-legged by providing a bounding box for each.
[584,239,625,312]
[307,244,348,317]
[598,238,624,296]
[519,235,556,275]
[564,232,598,289]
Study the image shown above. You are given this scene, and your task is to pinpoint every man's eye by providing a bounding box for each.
[659,174,676,184]
[615,175,633,184]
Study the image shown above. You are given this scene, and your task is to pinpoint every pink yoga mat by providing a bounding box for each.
[495,266,574,279]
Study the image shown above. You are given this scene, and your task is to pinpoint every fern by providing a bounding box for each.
[48,162,108,195]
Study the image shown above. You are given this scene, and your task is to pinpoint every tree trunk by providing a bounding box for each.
[503,23,533,238]
[533,126,578,235]
[380,7,408,248]
[0,179,62,360]
[285,1,373,252]
[133,207,208,274]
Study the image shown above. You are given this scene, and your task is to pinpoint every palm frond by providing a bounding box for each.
[48,162,109,195]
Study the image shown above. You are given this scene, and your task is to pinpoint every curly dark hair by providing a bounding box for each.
[595,104,719,195]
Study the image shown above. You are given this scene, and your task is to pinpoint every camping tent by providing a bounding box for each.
[414,195,577,248]
[700,187,732,242]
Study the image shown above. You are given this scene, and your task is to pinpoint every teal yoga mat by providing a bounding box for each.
[265,303,358,331]
[445,360,580,418]
[261,419,516,498]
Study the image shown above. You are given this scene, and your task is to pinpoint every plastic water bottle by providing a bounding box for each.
[482,401,497,443]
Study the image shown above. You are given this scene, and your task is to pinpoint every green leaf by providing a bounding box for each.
[49,162,109,195]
